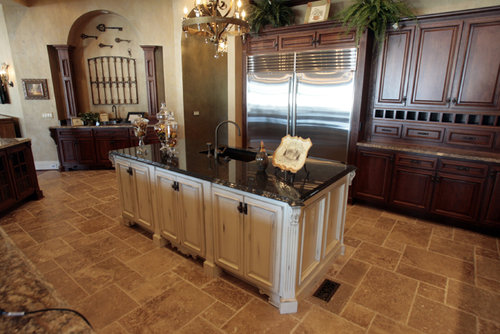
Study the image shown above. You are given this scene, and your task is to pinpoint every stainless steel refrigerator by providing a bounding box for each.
[246,48,357,163]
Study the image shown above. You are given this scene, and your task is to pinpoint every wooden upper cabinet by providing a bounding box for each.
[451,16,500,111]
[407,21,463,108]
[247,35,279,54]
[279,30,316,51]
[374,27,414,106]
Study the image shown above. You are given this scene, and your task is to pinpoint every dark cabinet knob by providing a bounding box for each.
[237,202,243,213]
[445,97,451,103]
[126,167,133,175]
[451,97,457,104]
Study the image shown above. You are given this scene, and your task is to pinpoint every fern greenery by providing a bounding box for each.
[247,0,295,34]
[337,0,415,45]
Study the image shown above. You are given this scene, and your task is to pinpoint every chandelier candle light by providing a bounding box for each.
[182,0,249,57]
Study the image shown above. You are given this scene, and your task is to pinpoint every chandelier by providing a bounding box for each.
[182,0,249,57]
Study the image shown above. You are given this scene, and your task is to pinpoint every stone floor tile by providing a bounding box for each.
[352,242,402,270]
[476,275,500,293]
[172,258,214,286]
[387,220,432,248]
[396,263,447,288]
[478,318,500,334]
[43,267,89,305]
[476,246,500,260]
[351,267,418,322]
[476,255,500,282]
[382,238,406,252]
[292,299,314,321]
[428,221,454,239]
[72,215,116,234]
[446,279,500,322]
[417,282,445,303]
[201,278,253,311]
[6,228,37,249]
[401,245,475,283]
[306,280,356,315]
[340,302,376,328]
[453,228,498,250]
[344,222,390,245]
[26,221,76,243]
[77,284,139,330]
[123,233,156,253]
[374,216,397,231]
[222,299,298,334]
[349,204,384,219]
[409,295,476,334]
[99,322,129,334]
[178,317,223,334]
[381,210,418,223]
[23,238,73,264]
[201,301,235,328]
[127,247,184,280]
[429,236,474,262]
[119,280,214,333]
[367,314,422,334]
[335,258,370,286]
[294,306,365,334]
[127,271,180,305]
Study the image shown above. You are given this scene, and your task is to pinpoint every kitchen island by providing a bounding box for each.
[109,143,355,313]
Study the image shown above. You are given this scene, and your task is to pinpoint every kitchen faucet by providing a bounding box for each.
[112,104,118,120]
[214,120,241,159]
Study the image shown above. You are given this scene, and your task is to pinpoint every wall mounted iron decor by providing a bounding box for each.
[96,23,123,32]
[22,79,49,100]
[87,56,138,105]
[115,37,131,43]
[80,33,98,39]
[98,43,113,48]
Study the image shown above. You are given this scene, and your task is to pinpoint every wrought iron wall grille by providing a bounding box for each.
[88,56,138,105]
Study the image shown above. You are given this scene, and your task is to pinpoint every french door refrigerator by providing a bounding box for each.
[246,48,357,163]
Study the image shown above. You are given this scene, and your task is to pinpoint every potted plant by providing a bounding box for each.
[79,112,100,126]
[337,0,416,46]
[247,0,295,34]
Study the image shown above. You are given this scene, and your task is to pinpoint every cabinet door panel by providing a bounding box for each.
[482,167,500,226]
[431,173,484,221]
[77,138,97,164]
[323,183,345,257]
[409,22,462,107]
[178,177,205,255]
[156,171,180,243]
[132,163,154,230]
[354,149,393,202]
[279,31,316,51]
[376,28,413,105]
[213,189,243,274]
[452,18,500,110]
[115,160,135,221]
[390,167,434,211]
[244,197,280,291]
[60,138,78,164]
[316,28,355,48]
[0,152,16,211]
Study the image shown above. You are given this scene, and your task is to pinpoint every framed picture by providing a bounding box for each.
[304,0,330,24]
[71,117,83,126]
[272,135,312,173]
[22,79,49,100]
[126,112,146,123]
[99,113,109,122]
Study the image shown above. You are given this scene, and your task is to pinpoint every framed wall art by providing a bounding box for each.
[304,0,331,24]
[22,79,49,100]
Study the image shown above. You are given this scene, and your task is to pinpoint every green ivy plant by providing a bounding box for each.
[337,0,416,45]
[78,112,100,125]
[247,0,295,34]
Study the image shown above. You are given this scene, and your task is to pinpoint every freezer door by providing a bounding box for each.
[294,71,355,162]
[246,72,293,151]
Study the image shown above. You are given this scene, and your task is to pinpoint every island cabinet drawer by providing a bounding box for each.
[372,122,401,138]
[395,153,437,170]
[438,159,488,178]
[445,129,495,148]
[402,125,444,143]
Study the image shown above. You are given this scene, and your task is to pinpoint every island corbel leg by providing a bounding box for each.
[278,206,302,314]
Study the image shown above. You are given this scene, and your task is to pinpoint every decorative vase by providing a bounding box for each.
[255,141,269,171]
[154,102,178,156]
[133,117,149,155]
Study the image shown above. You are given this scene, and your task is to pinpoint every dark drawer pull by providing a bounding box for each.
[410,159,421,164]
[417,132,430,136]
[462,136,476,141]
[126,167,133,175]
[456,166,470,171]
[381,129,392,132]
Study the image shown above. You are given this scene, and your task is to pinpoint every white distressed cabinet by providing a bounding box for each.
[115,157,154,231]
[155,169,206,257]
[212,185,284,298]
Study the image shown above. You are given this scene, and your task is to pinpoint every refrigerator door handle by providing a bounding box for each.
[287,76,293,136]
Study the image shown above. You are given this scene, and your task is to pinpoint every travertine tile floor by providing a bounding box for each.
[1,170,499,333]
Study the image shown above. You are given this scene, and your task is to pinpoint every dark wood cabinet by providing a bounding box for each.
[482,166,500,226]
[57,129,95,169]
[354,149,393,203]
[0,140,43,214]
[95,128,131,167]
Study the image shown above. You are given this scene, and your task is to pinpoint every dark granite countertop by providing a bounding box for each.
[0,138,30,150]
[357,141,500,164]
[110,144,355,206]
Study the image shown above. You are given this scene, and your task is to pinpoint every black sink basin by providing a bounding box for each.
[200,147,256,162]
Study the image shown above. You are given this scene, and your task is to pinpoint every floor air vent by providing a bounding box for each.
[313,279,340,302]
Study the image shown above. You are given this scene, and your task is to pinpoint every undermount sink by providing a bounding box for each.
[101,119,129,126]
[200,147,256,162]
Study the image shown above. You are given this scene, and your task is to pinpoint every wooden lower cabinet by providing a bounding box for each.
[94,129,131,167]
[155,169,206,257]
[115,158,154,231]
[482,166,500,225]
[390,166,434,211]
[212,185,282,293]
[354,149,393,203]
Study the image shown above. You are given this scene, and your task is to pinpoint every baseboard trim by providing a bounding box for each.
[35,161,59,170]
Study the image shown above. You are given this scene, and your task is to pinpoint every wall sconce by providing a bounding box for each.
[0,63,14,87]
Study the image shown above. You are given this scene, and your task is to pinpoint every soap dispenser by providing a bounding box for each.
[255,141,269,171]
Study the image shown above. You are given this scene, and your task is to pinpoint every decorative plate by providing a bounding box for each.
[272,135,312,173]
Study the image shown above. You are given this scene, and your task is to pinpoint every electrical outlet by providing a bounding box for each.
[193,111,200,116]
[42,112,54,119]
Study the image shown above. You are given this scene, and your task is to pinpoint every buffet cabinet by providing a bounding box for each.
[354,146,499,231]
[50,126,158,170]
[0,141,43,213]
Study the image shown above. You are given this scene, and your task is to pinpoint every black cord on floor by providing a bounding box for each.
[1,308,92,329]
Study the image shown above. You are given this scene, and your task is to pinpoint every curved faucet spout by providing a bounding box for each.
[112,104,118,120]
[214,120,241,159]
